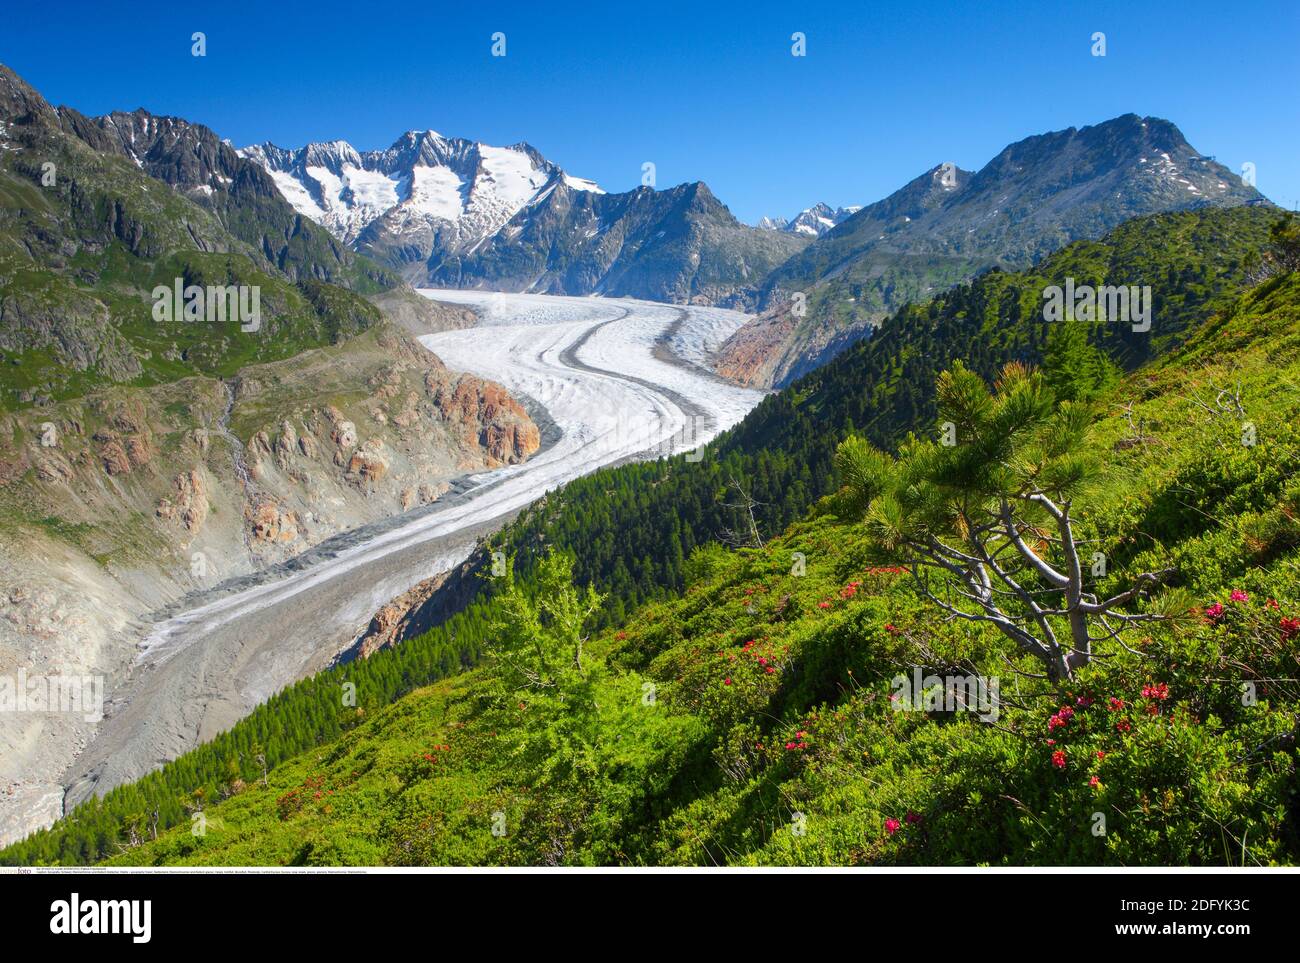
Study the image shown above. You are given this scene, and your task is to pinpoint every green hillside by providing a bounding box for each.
[7,225,1298,866]
[492,205,1281,627]
[0,65,393,411]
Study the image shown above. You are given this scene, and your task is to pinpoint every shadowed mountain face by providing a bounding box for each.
[425,181,809,304]
[90,110,397,292]
[716,114,1269,388]
[241,133,808,304]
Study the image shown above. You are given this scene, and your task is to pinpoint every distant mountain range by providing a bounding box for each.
[241,115,1268,388]
[757,202,862,236]
[715,114,1269,387]
[240,133,807,303]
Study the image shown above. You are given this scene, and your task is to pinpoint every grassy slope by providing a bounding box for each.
[0,81,385,411]
[90,269,1300,867]
[491,206,1278,630]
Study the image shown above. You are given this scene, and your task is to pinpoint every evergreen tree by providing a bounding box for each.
[1042,317,1120,402]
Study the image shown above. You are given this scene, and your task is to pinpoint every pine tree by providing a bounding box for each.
[1042,318,1120,402]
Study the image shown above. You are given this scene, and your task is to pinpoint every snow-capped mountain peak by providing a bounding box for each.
[238,131,604,251]
[756,202,862,237]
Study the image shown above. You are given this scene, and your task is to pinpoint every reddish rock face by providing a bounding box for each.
[481,421,541,464]
[245,496,299,544]
[428,373,540,465]
[34,455,74,484]
[93,423,154,476]
[353,573,447,659]
[713,306,798,388]
[399,481,449,511]
[345,438,390,489]
[125,435,153,468]
[97,436,132,475]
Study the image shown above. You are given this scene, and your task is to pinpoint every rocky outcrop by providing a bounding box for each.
[399,482,449,511]
[155,469,209,534]
[429,375,540,465]
[92,427,153,475]
[349,552,485,660]
[245,495,300,545]
[353,575,449,659]
[713,308,800,388]
[344,438,391,490]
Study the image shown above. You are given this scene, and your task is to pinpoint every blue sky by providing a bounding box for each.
[3,0,1296,223]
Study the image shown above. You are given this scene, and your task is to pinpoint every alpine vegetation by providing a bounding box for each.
[0,3,1297,882]
[151,279,262,332]
[1042,278,1153,333]
[835,363,1173,682]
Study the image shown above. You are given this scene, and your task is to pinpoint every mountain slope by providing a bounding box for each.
[428,180,808,303]
[92,111,398,293]
[6,204,1290,866]
[241,132,807,302]
[0,65,395,408]
[27,262,1300,867]
[718,114,1269,387]
[0,65,540,845]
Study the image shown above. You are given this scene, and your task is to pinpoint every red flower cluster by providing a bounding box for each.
[1048,705,1075,731]
[1141,682,1170,700]
[1052,750,1067,769]
[885,811,923,836]
[784,729,809,751]
[728,638,783,676]
[1281,617,1300,642]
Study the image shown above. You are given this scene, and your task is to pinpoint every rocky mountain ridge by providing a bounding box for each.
[717,114,1269,387]
[757,202,863,236]
[241,132,808,303]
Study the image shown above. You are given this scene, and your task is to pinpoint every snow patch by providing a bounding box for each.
[409,165,466,221]
[564,174,605,193]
